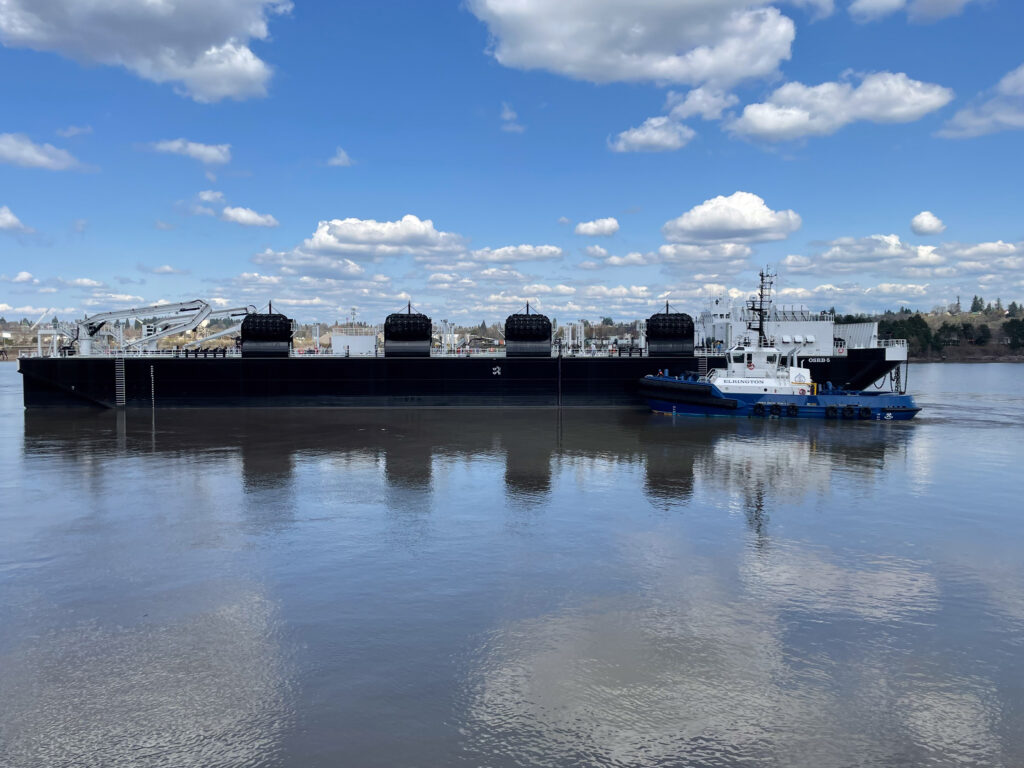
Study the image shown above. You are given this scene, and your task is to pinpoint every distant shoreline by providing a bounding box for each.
[910,353,1024,363]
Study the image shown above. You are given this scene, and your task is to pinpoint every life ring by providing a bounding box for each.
[843,405,855,419]
[747,362,755,370]
[787,404,799,417]
[753,403,766,417]
[859,406,872,419]
[770,403,782,416]
[798,388,806,395]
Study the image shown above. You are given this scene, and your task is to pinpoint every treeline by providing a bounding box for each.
[968,296,1022,315]
[873,314,1024,354]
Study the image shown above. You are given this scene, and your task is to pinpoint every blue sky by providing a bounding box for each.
[2,0,1023,323]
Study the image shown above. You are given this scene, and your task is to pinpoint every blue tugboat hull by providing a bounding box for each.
[641,376,920,421]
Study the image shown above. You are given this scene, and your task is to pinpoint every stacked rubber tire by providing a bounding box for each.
[505,313,552,357]
[240,313,293,357]
[646,312,694,356]
[384,312,432,357]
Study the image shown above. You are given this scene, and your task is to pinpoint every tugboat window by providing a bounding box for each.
[732,353,743,363]
[766,354,776,364]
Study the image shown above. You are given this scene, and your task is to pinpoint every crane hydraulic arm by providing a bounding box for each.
[76,300,212,355]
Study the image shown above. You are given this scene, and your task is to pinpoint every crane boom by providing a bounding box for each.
[76,300,212,355]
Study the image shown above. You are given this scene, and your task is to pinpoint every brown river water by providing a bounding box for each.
[1,362,1022,767]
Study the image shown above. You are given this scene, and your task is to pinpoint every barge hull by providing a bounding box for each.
[19,349,897,409]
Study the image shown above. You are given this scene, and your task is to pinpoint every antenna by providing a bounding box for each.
[746,268,775,343]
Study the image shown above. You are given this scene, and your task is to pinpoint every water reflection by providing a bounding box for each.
[2,590,293,768]
[11,398,1024,767]
[456,536,1002,768]
[21,409,916,531]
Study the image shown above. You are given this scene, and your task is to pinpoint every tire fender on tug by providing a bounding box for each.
[826,405,838,419]
[770,403,782,416]
[859,406,872,419]
[753,402,766,417]
[843,405,855,419]
[787,404,799,417]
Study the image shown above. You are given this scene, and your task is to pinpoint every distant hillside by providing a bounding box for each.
[834,298,1024,361]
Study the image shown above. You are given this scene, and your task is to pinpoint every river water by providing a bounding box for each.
[1,362,1022,767]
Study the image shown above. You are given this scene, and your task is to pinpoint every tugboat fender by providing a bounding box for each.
[787,404,799,417]
[753,402,766,417]
[825,405,838,418]
[859,406,872,419]
[770,403,782,416]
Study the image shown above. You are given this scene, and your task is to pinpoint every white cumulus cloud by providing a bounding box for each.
[251,250,365,279]
[303,215,464,258]
[610,117,695,153]
[0,205,31,232]
[500,103,525,133]
[153,139,231,164]
[328,147,354,166]
[0,0,291,102]
[56,125,92,138]
[796,233,949,275]
[574,217,620,236]
[730,72,954,141]
[910,211,946,235]
[471,245,563,263]
[849,0,981,22]
[467,1,796,88]
[607,252,657,267]
[663,191,801,243]
[198,190,225,203]
[583,285,651,299]
[871,282,928,296]
[939,62,1024,139]
[221,206,279,227]
[658,243,753,274]
[0,133,81,170]
[667,87,740,120]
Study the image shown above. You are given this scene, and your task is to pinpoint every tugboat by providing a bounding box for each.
[640,341,920,420]
[640,270,919,421]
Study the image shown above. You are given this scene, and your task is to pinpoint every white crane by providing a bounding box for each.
[181,306,253,349]
[75,300,213,356]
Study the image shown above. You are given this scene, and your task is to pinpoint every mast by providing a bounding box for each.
[747,268,774,344]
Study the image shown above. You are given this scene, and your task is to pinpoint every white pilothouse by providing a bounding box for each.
[706,342,816,396]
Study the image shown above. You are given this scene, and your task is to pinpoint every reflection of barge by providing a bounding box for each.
[19,277,907,409]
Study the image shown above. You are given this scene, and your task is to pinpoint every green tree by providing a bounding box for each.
[937,321,960,345]
[970,295,984,312]
[1002,319,1024,349]
[1009,301,1021,318]
[601,316,613,326]
[976,324,992,345]
[879,313,935,356]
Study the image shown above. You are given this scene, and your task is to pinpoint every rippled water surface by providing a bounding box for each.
[2,362,1023,767]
